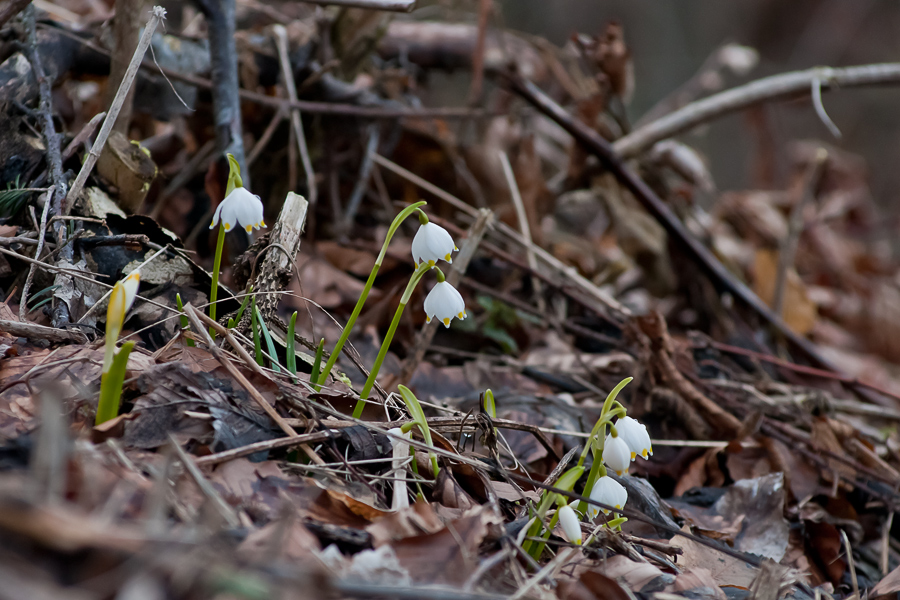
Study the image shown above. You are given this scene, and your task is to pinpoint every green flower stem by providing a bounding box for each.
[317,201,427,388]
[286,312,300,375]
[208,224,227,339]
[522,494,556,555]
[577,446,609,515]
[529,507,563,560]
[96,342,135,425]
[351,262,431,419]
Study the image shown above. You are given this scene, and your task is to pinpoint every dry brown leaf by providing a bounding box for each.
[753,248,817,335]
[674,526,758,588]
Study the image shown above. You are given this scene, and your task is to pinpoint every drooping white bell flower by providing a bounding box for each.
[616,416,653,460]
[602,433,631,476]
[209,187,266,233]
[424,281,466,328]
[587,475,627,519]
[388,427,412,511]
[557,504,582,545]
[412,222,458,267]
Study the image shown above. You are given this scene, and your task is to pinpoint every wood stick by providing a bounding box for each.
[499,151,544,311]
[299,0,416,11]
[194,431,337,467]
[615,63,900,158]
[0,319,87,343]
[65,6,166,211]
[273,26,318,224]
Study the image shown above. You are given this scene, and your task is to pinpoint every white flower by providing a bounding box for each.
[602,434,631,476]
[412,222,457,267]
[557,504,582,545]
[388,428,412,511]
[209,187,266,233]
[616,416,653,460]
[424,281,466,328]
[587,475,627,519]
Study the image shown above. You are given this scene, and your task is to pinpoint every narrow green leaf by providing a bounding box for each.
[95,342,135,425]
[250,297,263,366]
[286,311,298,375]
[176,293,195,347]
[256,307,281,373]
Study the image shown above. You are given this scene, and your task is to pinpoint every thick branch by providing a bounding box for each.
[193,0,247,180]
[615,62,900,158]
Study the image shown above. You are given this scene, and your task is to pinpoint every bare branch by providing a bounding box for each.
[616,63,900,158]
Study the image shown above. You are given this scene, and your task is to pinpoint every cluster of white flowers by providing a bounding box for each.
[412,221,466,328]
[588,416,652,521]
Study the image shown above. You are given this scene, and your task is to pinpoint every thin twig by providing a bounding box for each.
[167,435,241,527]
[273,25,317,224]
[194,431,337,467]
[19,187,53,320]
[773,148,827,317]
[65,7,165,211]
[246,106,286,166]
[76,245,168,324]
[615,62,900,158]
[339,123,380,235]
[499,151,544,312]
[298,0,416,10]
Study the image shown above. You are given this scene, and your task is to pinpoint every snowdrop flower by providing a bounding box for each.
[107,269,140,331]
[424,281,466,328]
[412,222,458,267]
[602,433,631,476]
[557,504,582,545]
[388,428,412,511]
[209,187,266,233]
[587,476,627,519]
[616,416,653,460]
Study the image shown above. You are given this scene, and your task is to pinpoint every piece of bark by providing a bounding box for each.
[236,192,308,334]
[96,130,158,212]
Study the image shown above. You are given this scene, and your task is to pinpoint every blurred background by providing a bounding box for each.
[498,0,900,215]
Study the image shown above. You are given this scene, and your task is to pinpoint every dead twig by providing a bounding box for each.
[273,25,317,228]
[499,151,544,312]
[65,6,166,210]
[615,62,900,158]
[19,187,53,320]
[194,430,337,467]
[773,149,827,317]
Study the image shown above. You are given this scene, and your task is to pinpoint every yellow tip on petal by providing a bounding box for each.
[426,316,431,323]
[642,450,649,458]
[444,253,452,261]
[245,224,253,233]
[428,260,435,267]
[260,221,266,228]
[442,318,450,327]
[458,312,465,319]
[223,223,233,232]
[630,452,636,460]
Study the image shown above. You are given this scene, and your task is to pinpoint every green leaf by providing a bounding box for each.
[95,342,135,425]
[256,307,281,373]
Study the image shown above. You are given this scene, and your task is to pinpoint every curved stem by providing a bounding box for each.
[352,303,405,419]
[208,224,227,339]
[352,263,431,418]
[318,201,427,387]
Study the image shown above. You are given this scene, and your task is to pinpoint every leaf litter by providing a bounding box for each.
[0,1,900,599]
